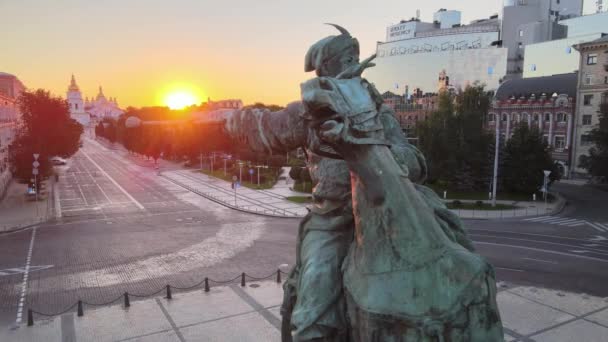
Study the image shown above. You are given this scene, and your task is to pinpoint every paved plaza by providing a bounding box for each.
[3,281,608,342]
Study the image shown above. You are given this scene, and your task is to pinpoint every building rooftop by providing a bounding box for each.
[495,73,578,100]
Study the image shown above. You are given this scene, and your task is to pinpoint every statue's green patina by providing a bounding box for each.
[218,25,503,341]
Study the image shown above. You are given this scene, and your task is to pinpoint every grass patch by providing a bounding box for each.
[199,169,276,190]
[446,201,518,210]
[286,196,313,204]
[425,183,556,202]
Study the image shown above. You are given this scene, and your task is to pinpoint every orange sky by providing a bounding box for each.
[1,0,596,108]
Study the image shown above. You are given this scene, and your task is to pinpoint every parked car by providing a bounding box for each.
[50,157,67,165]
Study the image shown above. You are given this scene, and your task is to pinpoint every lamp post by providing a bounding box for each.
[255,165,269,186]
[491,115,500,207]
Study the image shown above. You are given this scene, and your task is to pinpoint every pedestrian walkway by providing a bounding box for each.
[3,280,608,341]
[0,179,54,233]
[162,170,308,218]
[524,216,608,233]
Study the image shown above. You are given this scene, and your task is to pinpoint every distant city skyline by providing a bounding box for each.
[0,0,599,107]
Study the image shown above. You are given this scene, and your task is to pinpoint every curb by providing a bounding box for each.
[160,173,304,219]
[546,191,567,216]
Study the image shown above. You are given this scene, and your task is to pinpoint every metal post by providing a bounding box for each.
[77,300,84,316]
[241,272,246,287]
[166,285,172,300]
[204,277,210,292]
[200,152,203,170]
[257,166,261,186]
[491,116,500,207]
[224,159,227,176]
[239,163,243,183]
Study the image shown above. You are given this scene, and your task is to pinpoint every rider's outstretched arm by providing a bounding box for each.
[217,102,308,154]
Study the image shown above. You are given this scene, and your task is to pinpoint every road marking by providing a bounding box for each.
[0,265,54,277]
[596,222,608,230]
[496,267,525,272]
[524,216,554,222]
[555,219,580,225]
[81,149,145,210]
[523,257,558,264]
[588,222,607,233]
[583,244,601,247]
[566,222,586,227]
[590,236,608,242]
[476,241,608,264]
[15,227,37,325]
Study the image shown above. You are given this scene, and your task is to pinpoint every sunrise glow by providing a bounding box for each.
[164,91,199,110]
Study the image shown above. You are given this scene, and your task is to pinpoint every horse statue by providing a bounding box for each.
[300,76,504,341]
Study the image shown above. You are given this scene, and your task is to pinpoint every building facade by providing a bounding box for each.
[501,0,582,79]
[571,36,608,176]
[369,10,508,96]
[523,11,608,78]
[0,72,26,197]
[487,73,578,176]
[66,75,91,127]
[84,86,123,121]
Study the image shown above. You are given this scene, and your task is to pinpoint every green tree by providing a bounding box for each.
[501,123,557,193]
[579,99,608,180]
[417,85,494,191]
[10,89,83,181]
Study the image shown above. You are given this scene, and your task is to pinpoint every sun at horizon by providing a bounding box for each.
[164,91,199,110]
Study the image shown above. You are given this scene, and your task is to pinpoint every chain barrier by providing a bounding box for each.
[26,269,288,327]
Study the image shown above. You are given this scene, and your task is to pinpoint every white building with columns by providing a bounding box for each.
[67,75,91,127]
[85,86,123,120]
[487,73,578,177]
[66,75,123,125]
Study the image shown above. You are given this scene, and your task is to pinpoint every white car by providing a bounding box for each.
[50,157,67,165]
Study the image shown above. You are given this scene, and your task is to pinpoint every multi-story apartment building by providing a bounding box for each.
[0,72,26,197]
[571,36,608,177]
[487,73,577,176]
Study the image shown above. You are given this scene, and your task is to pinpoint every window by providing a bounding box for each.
[556,113,566,123]
[581,134,593,146]
[502,114,508,122]
[587,53,598,65]
[519,30,524,37]
[584,94,593,106]
[585,74,593,85]
[582,115,592,125]
[605,76,608,84]
[488,113,495,122]
[545,113,551,122]
[530,64,536,71]
[554,136,565,149]
[75,103,78,110]
[534,114,540,121]
[565,47,572,54]
[542,135,549,145]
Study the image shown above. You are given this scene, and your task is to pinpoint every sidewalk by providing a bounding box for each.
[0,179,53,233]
[3,280,607,341]
[162,168,562,220]
[162,170,308,218]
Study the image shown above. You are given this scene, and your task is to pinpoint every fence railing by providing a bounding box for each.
[26,269,287,326]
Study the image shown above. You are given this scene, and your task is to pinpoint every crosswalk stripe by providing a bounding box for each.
[542,217,573,223]
[588,222,607,233]
[566,222,586,227]
[596,222,608,230]
[524,216,554,222]
[556,219,581,225]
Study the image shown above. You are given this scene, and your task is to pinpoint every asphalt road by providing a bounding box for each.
[0,139,607,327]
